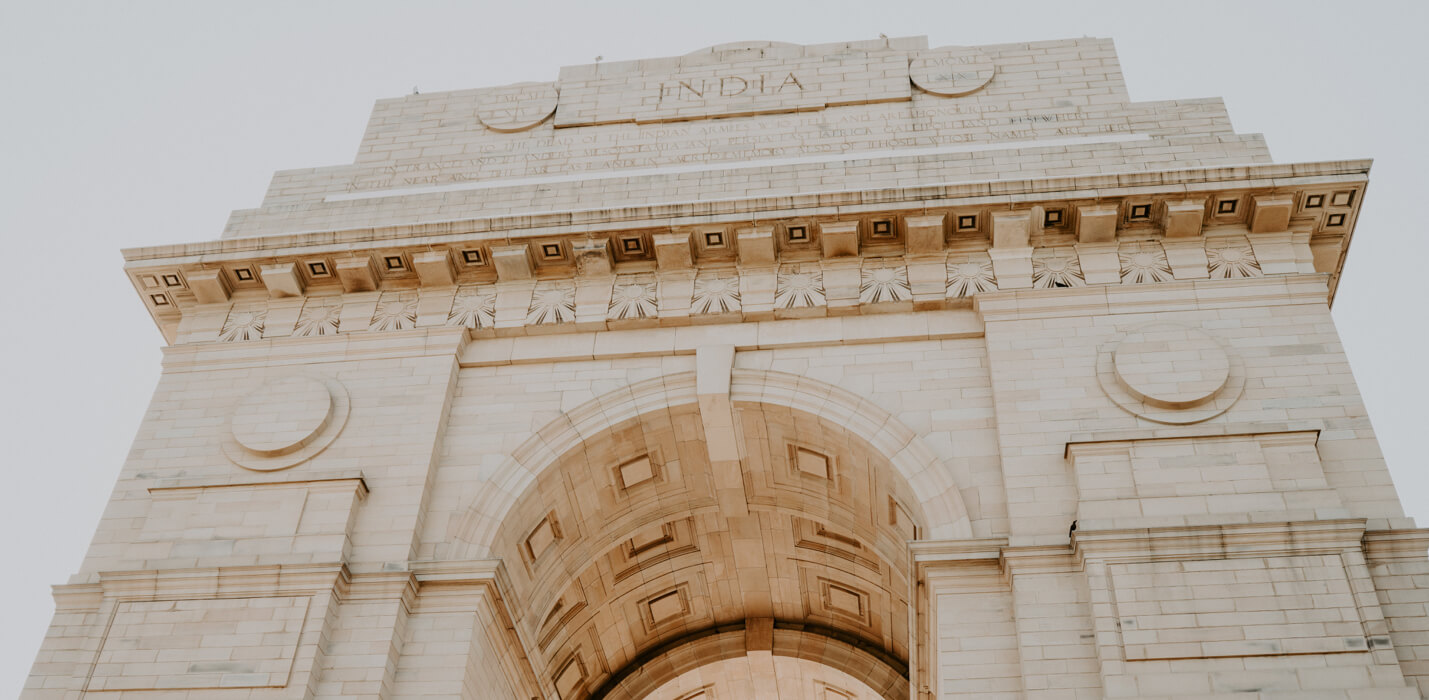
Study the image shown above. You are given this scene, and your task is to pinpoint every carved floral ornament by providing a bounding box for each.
[369,291,418,331]
[775,266,826,310]
[527,281,577,325]
[186,236,1280,342]
[858,263,912,304]
[691,271,741,314]
[219,304,266,342]
[447,286,497,329]
[608,275,658,321]
[946,253,997,298]
[1118,242,1174,284]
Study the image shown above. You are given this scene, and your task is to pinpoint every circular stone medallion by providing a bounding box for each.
[1096,323,1244,425]
[476,82,558,133]
[1112,325,1231,409]
[231,376,333,456]
[909,47,996,97]
[223,374,350,471]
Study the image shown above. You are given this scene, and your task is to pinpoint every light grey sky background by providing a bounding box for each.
[1,1,1424,694]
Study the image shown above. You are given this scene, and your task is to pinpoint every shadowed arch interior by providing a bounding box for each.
[594,621,908,699]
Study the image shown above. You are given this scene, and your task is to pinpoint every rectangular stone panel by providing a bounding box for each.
[1110,555,1367,661]
[646,589,686,623]
[618,455,655,488]
[794,447,831,479]
[555,53,909,126]
[88,596,309,691]
[935,588,1021,698]
[139,476,366,566]
[1066,430,1342,529]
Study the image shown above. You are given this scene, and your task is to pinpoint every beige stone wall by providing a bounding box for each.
[29,278,1429,698]
[76,330,465,576]
[24,33,1429,700]
[981,280,1405,540]
[1369,540,1429,696]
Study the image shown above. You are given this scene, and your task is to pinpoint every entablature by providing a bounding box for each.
[123,161,1367,344]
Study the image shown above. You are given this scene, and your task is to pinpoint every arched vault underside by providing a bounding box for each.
[460,369,950,698]
[451,369,972,562]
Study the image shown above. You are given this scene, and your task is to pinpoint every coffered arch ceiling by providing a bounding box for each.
[450,369,973,565]
[486,394,930,699]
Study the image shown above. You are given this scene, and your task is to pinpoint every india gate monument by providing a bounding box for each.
[23,36,1429,699]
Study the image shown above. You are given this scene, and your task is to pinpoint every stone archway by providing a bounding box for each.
[449,366,966,698]
[449,368,972,564]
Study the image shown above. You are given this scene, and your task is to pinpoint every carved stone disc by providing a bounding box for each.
[1113,325,1231,409]
[1096,322,1245,424]
[231,376,333,457]
[477,82,559,133]
[909,47,995,97]
[223,374,350,471]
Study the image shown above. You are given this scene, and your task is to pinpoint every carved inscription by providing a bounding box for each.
[910,47,996,96]
[554,53,908,127]
[658,73,804,102]
[477,82,559,133]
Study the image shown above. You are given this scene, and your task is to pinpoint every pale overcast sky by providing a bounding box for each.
[2,1,1425,694]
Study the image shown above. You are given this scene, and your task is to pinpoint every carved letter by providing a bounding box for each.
[779,73,804,92]
[720,76,748,97]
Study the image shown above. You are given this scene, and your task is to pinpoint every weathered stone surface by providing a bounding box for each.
[27,34,1426,700]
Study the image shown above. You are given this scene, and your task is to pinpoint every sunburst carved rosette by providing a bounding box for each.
[1032,248,1085,289]
[946,253,997,298]
[447,285,496,329]
[1118,242,1174,284]
[608,275,658,321]
[775,265,826,310]
[691,271,741,315]
[219,304,267,342]
[527,281,576,325]
[369,291,418,331]
[1206,237,1263,279]
[294,297,342,337]
[858,263,911,305]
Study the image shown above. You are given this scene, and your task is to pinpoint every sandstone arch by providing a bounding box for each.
[449,369,972,562]
[445,368,970,698]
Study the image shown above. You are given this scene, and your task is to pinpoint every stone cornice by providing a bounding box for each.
[409,558,504,583]
[92,562,350,600]
[909,537,1009,564]
[122,161,1367,344]
[146,469,369,494]
[1070,518,1370,563]
[910,521,1422,583]
[123,160,1368,265]
[1063,420,1325,458]
[1363,528,1429,562]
